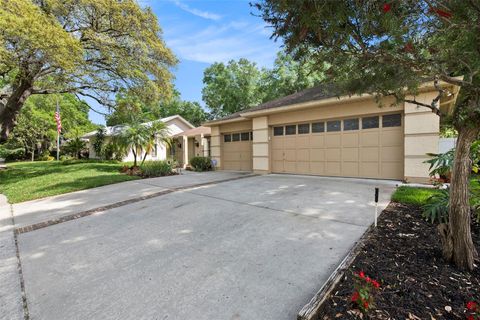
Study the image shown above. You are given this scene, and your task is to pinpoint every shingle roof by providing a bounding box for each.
[81,115,194,139]
[205,83,342,124]
[173,126,211,137]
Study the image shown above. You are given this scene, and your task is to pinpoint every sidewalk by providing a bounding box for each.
[0,194,24,320]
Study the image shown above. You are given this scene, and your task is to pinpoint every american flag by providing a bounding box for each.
[55,106,62,133]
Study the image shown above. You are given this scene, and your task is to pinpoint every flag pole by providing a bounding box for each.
[56,97,60,161]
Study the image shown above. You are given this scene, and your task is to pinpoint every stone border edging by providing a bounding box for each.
[296,205,386,320]
[15,174,257,235]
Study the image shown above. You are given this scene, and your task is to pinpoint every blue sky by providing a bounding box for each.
[88,0,282,124]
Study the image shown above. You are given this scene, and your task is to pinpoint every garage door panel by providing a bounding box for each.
[310,135,325,148]
[360,131,380,146]
[326,134,341,148]
[272,160,283,172]
[310,149,325,162]
[296,162,310,174]
[325,162,341,175]
[382,162,403,179]
[342,162,359,176]
[326,148,341,161]
[296,136,310,148]
[272,149,283,160]
[360,162,380,177]
[296,149,309,161]
[381,146,403,161]
[310,162,325,175]
[342,148,359,161]
[284,137,297,148]
[284,149,296,161]
[342,133,359,147]
[284,161,296,172]
[361,147,379,162]
[272,137,284,149]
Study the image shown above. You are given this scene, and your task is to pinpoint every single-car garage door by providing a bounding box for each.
[222,131,253,171]
[271,113,403,179]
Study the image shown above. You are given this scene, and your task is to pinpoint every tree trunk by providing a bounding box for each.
[132,147,137,167]
[441,125,480,270]
[31,142,35,162]
[0,77,34,143]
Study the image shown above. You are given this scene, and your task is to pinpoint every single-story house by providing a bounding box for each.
[82,115,195,162]
[203,80,460,183]
[172,126,211,168]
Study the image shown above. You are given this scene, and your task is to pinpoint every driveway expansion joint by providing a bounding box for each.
[14,174,257,235]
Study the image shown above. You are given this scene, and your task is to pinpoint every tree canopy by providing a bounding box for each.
[106,89,209,127]
[254,0,480,270]
[202,52,324,118]
[0,0,176,141]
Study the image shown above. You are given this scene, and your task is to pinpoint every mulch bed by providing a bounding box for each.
[317,202,480,320]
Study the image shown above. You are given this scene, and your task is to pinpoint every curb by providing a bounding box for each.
[296,205,388,320]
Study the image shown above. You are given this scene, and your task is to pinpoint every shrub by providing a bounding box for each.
[351,271,380,314]
[37,150,54,161]
[140,160,175,177]
[190,156,212,172]
[0,146,25,161]
[422,188,450,224]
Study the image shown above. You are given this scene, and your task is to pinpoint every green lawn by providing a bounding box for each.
[0,161,140,203]
[391,186,442,206]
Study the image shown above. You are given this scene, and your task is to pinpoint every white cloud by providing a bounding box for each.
[166,21,281,67]
[171,0,222,21]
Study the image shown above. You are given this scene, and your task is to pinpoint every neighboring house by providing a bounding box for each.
[82,115,195,162]
[204,80,460,183]
[172,126,211,168]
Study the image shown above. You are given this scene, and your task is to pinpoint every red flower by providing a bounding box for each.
[467,315,474,320]
[359,271,365,279]
[351,291,360,302]
[364,301,369,309]
[466,301,477,311]
[432,8,453,18]
[366,276,371,283]
[382,3,391,13]
[371,280,380,288]
[404,42,414,52]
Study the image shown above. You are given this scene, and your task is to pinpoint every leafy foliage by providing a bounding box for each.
[0,0,176,140]
[93,128,106,159]
[62,137,86,159]
[190,156,212,172]
[424,150,454,178]
[422,188,450,224]
[139,160,175,177]
[202,52,324,119]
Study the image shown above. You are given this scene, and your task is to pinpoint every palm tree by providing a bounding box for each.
[140,121,169,165]
[118,120,168,167]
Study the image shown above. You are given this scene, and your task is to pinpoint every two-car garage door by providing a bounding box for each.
[271,113,404,179]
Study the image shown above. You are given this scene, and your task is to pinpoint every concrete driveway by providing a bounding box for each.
[12,174,397,320]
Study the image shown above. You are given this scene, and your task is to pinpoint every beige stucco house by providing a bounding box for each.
[82,115,195,162]
[204,80,460,183]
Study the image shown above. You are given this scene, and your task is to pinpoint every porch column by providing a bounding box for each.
[404,91,440,183]
[210,126,221,169]
[183,135,189,168]
[252,116,270,174]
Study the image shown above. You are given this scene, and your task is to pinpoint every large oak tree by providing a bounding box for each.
[254,0,480,270]
[0,0,176,142]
